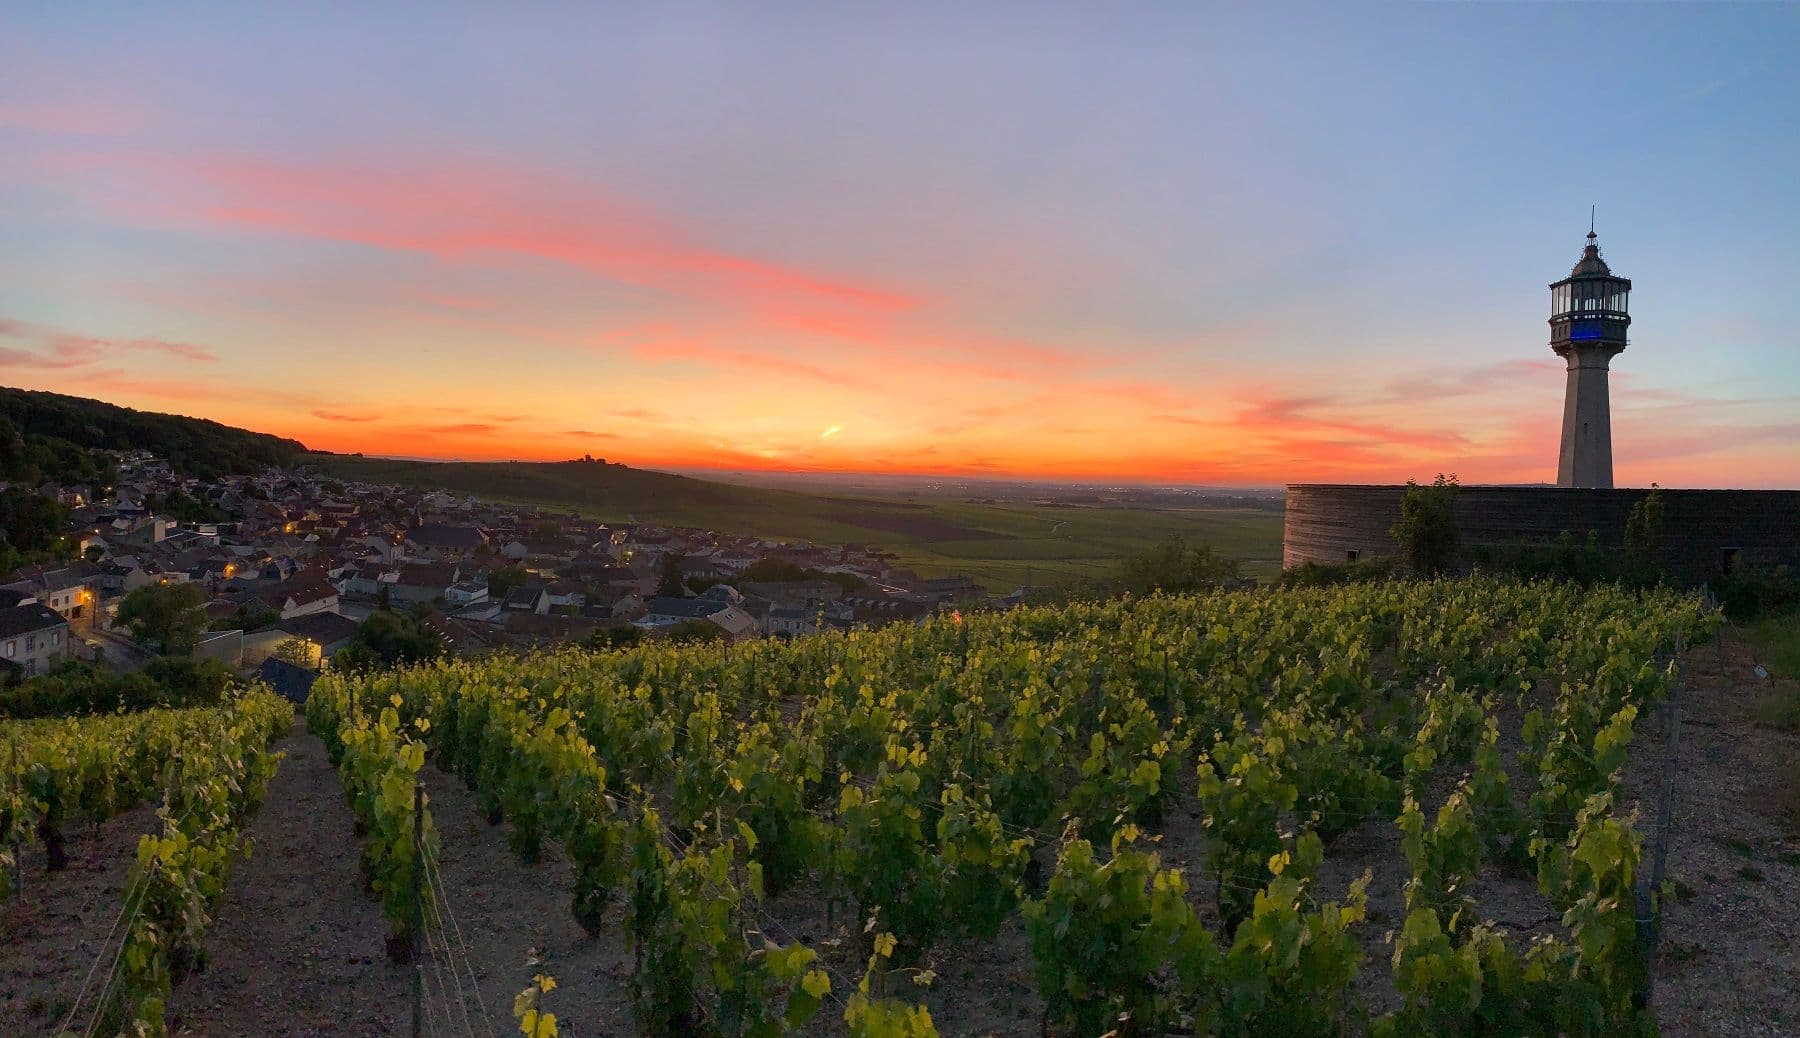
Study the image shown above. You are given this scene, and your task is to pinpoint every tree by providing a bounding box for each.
[736,557,868,593]
[1114,536,1242,597]
[115,582,207,655]
[488,564,531,599]
[1624,489,1665,567]
[332,608,446,672]
[0,486,70,556]
[586,625,644,651]
[657,553,685,597]
[1391,474,1460,577]
[272,636,320,669]
[209,602,281,632]
[665,619,725,645]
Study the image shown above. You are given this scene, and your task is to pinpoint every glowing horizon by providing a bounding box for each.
[3,5,1797,489]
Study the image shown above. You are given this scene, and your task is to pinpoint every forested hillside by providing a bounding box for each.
[0,386,307,483]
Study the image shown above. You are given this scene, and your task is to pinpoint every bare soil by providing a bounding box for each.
[166,717,633,1037]
[0,802,161,1035]
[1625,629,1800,1037]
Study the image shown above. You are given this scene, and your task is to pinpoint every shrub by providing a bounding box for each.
[1280,557,1398,588]
[1391,475,1459,576]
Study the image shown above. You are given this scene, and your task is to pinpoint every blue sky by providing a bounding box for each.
[2,2,1795,484]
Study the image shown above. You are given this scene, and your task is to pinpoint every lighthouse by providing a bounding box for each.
[1550,228,1632,488]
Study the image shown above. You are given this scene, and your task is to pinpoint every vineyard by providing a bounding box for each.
[292,577,1716,1037]
[0,690,291,1036]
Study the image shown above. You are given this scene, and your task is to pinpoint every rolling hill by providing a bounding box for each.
[310,455,1285,587]
[1,387,1283,588]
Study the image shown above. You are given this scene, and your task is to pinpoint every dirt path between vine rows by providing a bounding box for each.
[1630,629,1800,1037]
[0,800,161,1034]
[170,718,635,1038]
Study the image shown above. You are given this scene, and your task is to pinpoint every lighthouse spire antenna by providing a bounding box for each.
[1589,204,1597,240]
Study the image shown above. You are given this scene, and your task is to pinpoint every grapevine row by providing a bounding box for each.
[309,578,1712,1036]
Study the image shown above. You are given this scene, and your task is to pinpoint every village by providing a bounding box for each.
[0,449,1006,698]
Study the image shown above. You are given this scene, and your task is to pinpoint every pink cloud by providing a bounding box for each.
[155,156,917,327]
[35,150,1113,376]
[0,315,218,368]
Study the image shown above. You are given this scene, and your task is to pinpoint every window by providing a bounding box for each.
[1346,550,1360,562]
[25,635,35,652]
[3,640,13,657]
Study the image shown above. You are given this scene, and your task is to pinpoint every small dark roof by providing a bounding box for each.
[644,597,726,619]
[277,611,361,647]
[503,585,547,609]
[0,602,66,638]
[406,524,487,550]
[396,562,458,589]
[1569,233,1615,278]
[255,657,318,703]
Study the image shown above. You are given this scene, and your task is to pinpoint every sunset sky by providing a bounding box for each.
[2,4,1797,487]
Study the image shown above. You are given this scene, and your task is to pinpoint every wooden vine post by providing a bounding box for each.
[410,778,424,1038]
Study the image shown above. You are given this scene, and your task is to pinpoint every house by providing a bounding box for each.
[502,611,598,647]
[445,581,490,607]
[503,584,551,614]
[766,604,819,638]
[697,584,744,605]
[704,604,758,641]
[0,603,70,679]
[1,564,101,624]
[740,580,844,608]
[390,562,460,605]
[638,596,727,626]
[255,656,317,704]
[339,565,392,599]
[404,523,488,559]
[276,611,361,660]
[545,581,587,610]
[263,579,340,619]
[633,596,757,641]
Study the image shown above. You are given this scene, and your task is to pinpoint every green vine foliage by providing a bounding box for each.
[99,690,289,1036]
[1397,789,1481,923]
[933,784,1030,939]
[1468,718,1529,872]
[1215,833,1369,1038]
[1023,832,1213,1037]
[291,580,1706,1038]
[1378,908,1552,1037]
[833,744,946,960]
[1532,791,1652,1033]
[842,932,941,1038]
[1196,729,1298,928]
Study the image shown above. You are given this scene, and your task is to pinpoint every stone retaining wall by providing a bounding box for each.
[1283,485,1800,582]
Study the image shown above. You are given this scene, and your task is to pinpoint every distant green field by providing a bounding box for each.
[312,455,1284,590]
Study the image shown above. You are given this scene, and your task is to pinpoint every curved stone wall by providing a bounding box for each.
[1283,485,1800,582]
